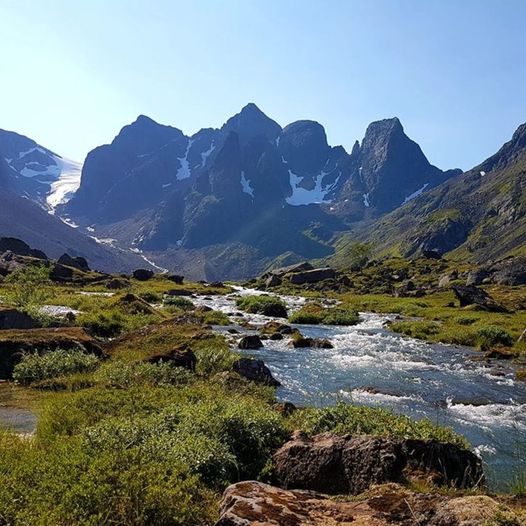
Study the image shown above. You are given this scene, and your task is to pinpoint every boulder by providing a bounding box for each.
[290,337,333,349]
[147,345,196,371]
[466,268,490,286]
[0,307,40,330]
[166,274,184,284]
[265,274,282,288]
[232,358,280,386]
[438,270,458,288]
[271,262,313,276]
[489,256,526,286]
[49,263,75,282]
[106,278,130,290]
[57,253,90,272]
[132,268,154,281]
[238,335,263,350]
[216,481,516,526]
[288,268,337,285]
[273,432,484,494]
[451,285,508,312]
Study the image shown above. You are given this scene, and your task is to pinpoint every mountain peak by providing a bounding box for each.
[222,103,281,145]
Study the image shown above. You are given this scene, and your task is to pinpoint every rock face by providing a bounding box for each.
[273,433,484,494]
[451,285,508,312]
[238,335,263,350]
[364,121,526,265]
[232,358,281,386]
[216,481,515,526]
[58,105,459,281]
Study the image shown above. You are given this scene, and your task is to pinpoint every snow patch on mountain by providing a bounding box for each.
[402,183,429,205]
[200,142,215,167]
[363,193,370,207]
[176,139,194,180]
[286,170,334,206]
[240,171,254,198]
[47,157,82,210]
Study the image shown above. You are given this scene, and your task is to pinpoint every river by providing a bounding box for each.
[196,286,526,490]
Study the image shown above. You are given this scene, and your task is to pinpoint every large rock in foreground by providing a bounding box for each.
[288,267,337,285]
[273,432,483,494]
[216,481,518,526]
[232,358,280,386]
[451,285,507,312]
[0,307,40,330]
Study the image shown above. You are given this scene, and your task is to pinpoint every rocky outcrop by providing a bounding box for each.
[57,253,90,272]
[215,481,515,526]
[467,256,526,286]
[232,358,280,386]
[273,432,484,494]
[0,237,47,260]
[0,307,40,330]
[288,268,337,285]
[290,337,333,349]
[451,285,508,312]
[238,335,263,350]
[132,268,154,281]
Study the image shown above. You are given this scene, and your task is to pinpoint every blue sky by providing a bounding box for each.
[1,0,525,170]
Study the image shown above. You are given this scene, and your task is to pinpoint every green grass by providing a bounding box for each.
[289,303,359,326]
[288,402,469,449]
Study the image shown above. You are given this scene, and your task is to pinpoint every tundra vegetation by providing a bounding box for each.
[0,259,524,525]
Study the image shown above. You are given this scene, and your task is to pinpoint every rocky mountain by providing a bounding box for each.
[0,148,150,272]
[364,121,526,262]
[0,128,82,211]
[62,104,459,279]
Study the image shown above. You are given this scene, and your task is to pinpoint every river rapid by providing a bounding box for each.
[196,286,526,490]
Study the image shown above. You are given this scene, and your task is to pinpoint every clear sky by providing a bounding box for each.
[1,0,525,170]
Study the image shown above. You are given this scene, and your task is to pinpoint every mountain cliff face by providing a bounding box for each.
[364,122,526,262]
[61,104,458,278]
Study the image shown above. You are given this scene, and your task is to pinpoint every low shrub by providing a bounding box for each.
[95,361,194,389]
[236,295,288,318]
[13,349,100,385]
[78,309,161,337]
[476,326,514,351]
[139,291,162,303]
[194,343,238,376]
[288,402,469,449]
[163,296,194,311]
[289,304,359,326]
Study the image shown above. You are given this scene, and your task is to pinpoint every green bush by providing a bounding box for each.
[476,326,514,351]
[289,304,359,326]
[0,431,217,526]
[288,402,469,449]
[236,295,287,317]
[163,296,194,310]
[194,343,238,376]
[13,349,100,385]
[139,291,162,303]
[95,361,194,389]
[4,264,50,314]
[78,309,161,337]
